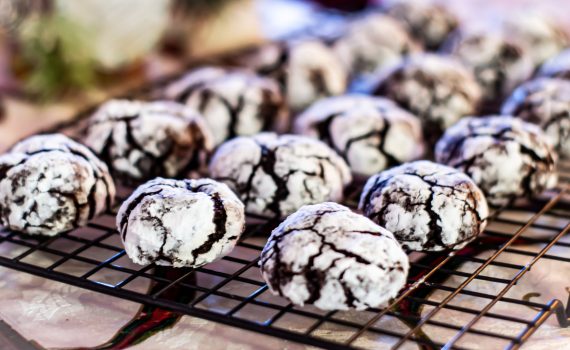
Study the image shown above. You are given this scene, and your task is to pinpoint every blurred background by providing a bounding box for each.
[0,0,565,150]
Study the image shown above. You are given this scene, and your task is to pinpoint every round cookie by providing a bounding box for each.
[259,202,409,311]
[502,78,570,158]
[209,133,352,218]
[163,67,288,145]
[371,54,481,146]
[538,49,570,80]
[236,40,347,111]
[0,134,115,236]
[294,94,424,176]
[359,161,488,251]
[332,13,420,79]
[117,178,245,268]
[443,30,533,107]
[435,116,558,206]
[84,99,213,183]
[503,13,568,67]
[382,0,458,51]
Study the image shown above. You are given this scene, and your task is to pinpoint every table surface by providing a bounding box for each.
[1,1,570,349]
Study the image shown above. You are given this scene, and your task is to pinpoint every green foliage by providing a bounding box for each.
[17,13,96,100]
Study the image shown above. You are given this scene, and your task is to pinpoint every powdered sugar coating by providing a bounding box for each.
[84,99,213,183]
[164,67,226,95]
[260,202,409,311]
[0,134,115,236]
[359,161,488,251]
[502,78,570,158]
[503,13,568,66]
[333,13,420,79]
[209,133,352,218]
[538,49,570,80]
[294,94,424,176]
[117,178,245,268]
[164,67,287,145]
[237,40,347,111]
[371,54,481,145]
[382,0,458,51]
[435,116,558,206]
[444,30,534,105]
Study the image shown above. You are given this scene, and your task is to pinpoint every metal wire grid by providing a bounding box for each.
[0,156,568,349]
[0,64,569,348]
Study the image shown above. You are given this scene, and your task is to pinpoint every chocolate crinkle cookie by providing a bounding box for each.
[235,40,347,111]
[435,116,558,206]
[332,13,421,80]
[371,54,481,146]
[209,133,352,219]
[359,161,488,251]
[503,13,568,67]
[260,202,409,311]
[502,78,570,158]
[381,0,458,51]
[294,94,424,177]
[443,30,533,108]
[0,134,115,236]
[538,49,570,80]
[163,66,288,145]
[117,178,245,268]
[84,99,213,183]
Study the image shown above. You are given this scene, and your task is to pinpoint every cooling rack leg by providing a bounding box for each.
[552,295,570,328]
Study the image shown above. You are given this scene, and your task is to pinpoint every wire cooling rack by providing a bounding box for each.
[1,84,570,350]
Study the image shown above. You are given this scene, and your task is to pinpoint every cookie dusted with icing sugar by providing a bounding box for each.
[294,94,424,176]
[333,13,420,79]
[260,202,409,311]
[371,54,481,146]
[236,40,347,111]
[117,178,245,268]
[164,67,288,145]
[502,78,570,158]
[84,99,213,183]
[209,133,352,218]
[359,161,488,251]
[382,0,458,51]
[0,134,115,236]
[435,116,558,206]
[443,30,533,107]
[503,13,568,67]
